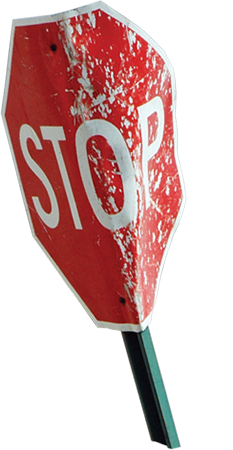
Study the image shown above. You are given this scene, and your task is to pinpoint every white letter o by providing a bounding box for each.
[76,119,137,231]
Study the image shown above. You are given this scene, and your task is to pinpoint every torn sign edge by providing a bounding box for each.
[1,1,186,332]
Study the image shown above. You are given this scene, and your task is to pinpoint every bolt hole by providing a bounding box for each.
[50,44,57,52]
[120,297,126,305]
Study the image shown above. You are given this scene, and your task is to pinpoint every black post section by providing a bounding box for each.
[122,327,180,448]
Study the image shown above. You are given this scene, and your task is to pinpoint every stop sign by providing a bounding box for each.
[2,2,184,332]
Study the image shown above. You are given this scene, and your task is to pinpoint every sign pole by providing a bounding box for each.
[122,328,180,448]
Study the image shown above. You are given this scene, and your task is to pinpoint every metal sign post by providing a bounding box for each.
[123,328,180,447]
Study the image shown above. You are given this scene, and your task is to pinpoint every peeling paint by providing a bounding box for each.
[87,11,96,28]
[4,5,184,330]
[76,23,82,35]
[154,172,163,191]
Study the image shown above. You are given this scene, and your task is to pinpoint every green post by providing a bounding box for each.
[122,327,180,448]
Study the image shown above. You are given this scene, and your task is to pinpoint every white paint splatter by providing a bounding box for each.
[98,105,107,118]
[127,29,136,52]
[109,185,116,194]
[165,176,171,196]
[78,68,92,91]
[127,104,134,116]
[87,12,96,28]
[88,153,98,166]
[152,56,156,69]
[123,118,130,129]
[93,93,106,107]
[111,71,115,84]
[108,84,124,104]
[70,105,79,116]
[66,20,74,38]
[59,19,79,68]
[94,167,101,180]
[154,172,162,191]
[113,232,133,264]
[158,220,163,243]
[126,139,133,149]
[160,65,168,90]
[108,196,119,213]
[92,143,101,158]
[154,198,163,214]
[76,23,82,35]
[146,44,152,58]
[134,291,144,322]
[77,46,94,99]
[150,169,155,183]
[105,65,110,78]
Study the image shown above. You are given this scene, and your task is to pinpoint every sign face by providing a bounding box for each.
[2,2,185,331]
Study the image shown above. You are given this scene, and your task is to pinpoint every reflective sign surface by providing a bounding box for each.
[3,2,185,331]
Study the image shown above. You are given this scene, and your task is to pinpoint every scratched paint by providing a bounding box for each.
[57,9,183,322]
[3,3,184,331]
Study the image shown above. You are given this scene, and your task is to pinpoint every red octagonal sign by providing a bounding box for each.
[2,2,185,331]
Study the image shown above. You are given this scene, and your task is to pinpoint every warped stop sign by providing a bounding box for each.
[3,4,184,330]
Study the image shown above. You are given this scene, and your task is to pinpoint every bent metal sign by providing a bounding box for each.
[2,2,185,331]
